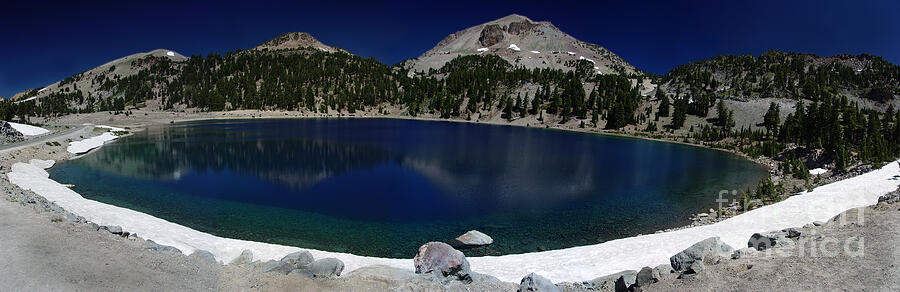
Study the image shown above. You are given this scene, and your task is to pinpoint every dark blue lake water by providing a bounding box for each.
[49,118,766,257]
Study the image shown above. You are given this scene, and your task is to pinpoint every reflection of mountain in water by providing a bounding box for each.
[73,126,393,190]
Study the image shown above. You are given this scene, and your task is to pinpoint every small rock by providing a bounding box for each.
[782,228,801,238]
[308,258,344,277]
[414,242,472,283]
[731,247,759,259]
[87,222,100,231]
[189,250,218,264]
[63,213,78,222]
[280,251,314,269]
[264,260,295,275]
[229,250,254,266]
[448,230,493,248]
[670,237,734,271]
[614,272,637,292]
[813,221,825,226]
[518,272,559,292]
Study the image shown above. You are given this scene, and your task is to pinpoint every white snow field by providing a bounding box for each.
[508,44,521,51]
[477,47,489,52]
[7,150,899,283]
[810,168,828,175]
[66,132,119,154]
[7,122,49,136]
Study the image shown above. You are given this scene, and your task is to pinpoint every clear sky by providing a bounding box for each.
[1,0,897,98]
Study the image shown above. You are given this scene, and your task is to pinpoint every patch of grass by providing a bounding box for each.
[50,218,63,223]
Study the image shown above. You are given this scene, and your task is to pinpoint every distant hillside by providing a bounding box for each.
[8,49,187,112]
[657,51,900,110]
[401,14,639,76]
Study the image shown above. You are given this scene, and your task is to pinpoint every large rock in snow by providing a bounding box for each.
[448,230,493,248]
[414,242,472,283]
[669,237,734,271]
[308,258,344,277]
[229,250,254,266]
[280,250,314,269]
[518,272,559,292]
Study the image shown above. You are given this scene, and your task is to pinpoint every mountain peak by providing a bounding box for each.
[253,32,344,53]
[403,14,638,75]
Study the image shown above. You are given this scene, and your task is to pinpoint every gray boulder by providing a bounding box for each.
[142,240,181,254]
[414,242,472,283]
[614,272,637,292]
[229,250,254,266]
[670,237,734,271]
[189,250,218,264]
[585,270,636,291]
[748,232,781,251]
[280,251,314,269]
[106,225,123,235]
[264,260,295,275]
[308,258,344,277]
[813,221,825,226]
[518,273,559,292]
[64,213,79,223]
[634,266,660,288]
[654,264,677,281]
[448,230,494,248]
[87,222,100,231]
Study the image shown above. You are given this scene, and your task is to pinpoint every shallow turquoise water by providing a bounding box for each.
[49,118,766,257]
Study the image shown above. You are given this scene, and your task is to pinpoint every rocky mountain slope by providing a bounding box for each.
[252,32,346,53]
[401,14,639,76]
[10,49,187,111]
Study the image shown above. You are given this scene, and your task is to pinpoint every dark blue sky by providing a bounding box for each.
[1,0,897,98]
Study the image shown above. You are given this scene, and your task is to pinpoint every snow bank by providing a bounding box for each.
[530,50,540,54]
[66,132,118,154]
[95,125,127,132]
[166,51,175,57]
[7,122,49,136]
[7,155,898,283]
[508,44,521,51]
[579,56,595,63]
[477,48,489,52]
[566,51,575,55]
[29,159,55,169]
[810,168,828,175]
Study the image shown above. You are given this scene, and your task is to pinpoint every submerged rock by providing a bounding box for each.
[414,242,472,283]
[670,237,734,271]
[448,230,493,248]
[518,273,559,292]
